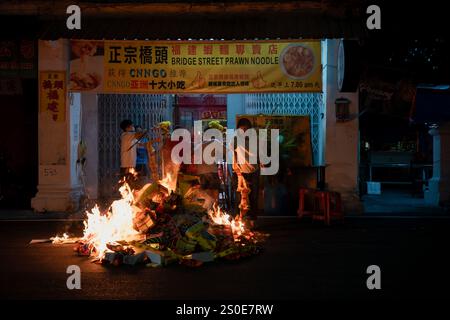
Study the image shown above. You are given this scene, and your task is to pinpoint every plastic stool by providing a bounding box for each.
[298,188,317,218]
[312,191,328,223]
[326,191,344,225]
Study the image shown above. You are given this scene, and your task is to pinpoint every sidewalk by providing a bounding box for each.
[361,189,449,216]
[2,188,449,221]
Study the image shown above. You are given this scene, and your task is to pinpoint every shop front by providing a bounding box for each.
[175,94,227,132]
[30,37,361,216]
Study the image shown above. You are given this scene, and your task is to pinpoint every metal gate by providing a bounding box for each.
[244,93,325,166]
[98,94,173,199]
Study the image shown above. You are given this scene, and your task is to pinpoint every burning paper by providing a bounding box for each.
[208,204,249,241]
[79,183,144,259]
[46,170,267,267]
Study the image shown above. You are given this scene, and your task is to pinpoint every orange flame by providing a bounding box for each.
[51,233,69,244]
[208,204,248,241]
[81,183,142,259]
[118,168,139,186]
[128,167,138,177]
[159,173,176,193]
[53,171,258,261]
[65,173,175,259]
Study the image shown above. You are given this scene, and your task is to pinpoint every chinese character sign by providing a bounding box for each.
[69,40,322,94]
[0,40,36,78]
[40,71,66,122]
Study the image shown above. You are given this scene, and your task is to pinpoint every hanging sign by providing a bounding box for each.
[40,71,66,122]
[69,40,322,94]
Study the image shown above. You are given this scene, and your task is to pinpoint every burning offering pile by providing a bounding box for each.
[51,172,268,268]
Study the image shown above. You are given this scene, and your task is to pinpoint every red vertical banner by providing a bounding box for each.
[39,71,66,122]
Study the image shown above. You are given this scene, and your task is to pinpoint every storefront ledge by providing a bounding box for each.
[31,185,83,213]
[341,192,364,215]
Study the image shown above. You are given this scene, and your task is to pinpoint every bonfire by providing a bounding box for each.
[51,170,268,267]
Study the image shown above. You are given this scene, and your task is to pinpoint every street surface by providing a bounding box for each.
[1,216,449,300]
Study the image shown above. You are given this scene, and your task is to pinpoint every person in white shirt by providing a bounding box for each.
[120,119,145,187]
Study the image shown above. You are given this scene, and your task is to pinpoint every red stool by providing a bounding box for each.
[299,189,345,225]
[298,188,317,218]
[309,191,344,226]
[326,191,344,225]
[312,191,329,223]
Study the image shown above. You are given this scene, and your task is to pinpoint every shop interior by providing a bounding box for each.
[358,87,434,213]
[89,92,320,217]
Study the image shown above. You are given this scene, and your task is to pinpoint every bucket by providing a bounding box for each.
[367,182,381,195]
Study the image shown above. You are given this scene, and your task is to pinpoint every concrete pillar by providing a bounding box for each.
[425,122,450,206]
[81,93,99,200]
[323,39,362,214]
[31,40,83,212]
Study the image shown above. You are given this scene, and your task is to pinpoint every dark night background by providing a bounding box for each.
[1,1,450,313]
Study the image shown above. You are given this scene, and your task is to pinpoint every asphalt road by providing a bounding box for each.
[1,216,449,300]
